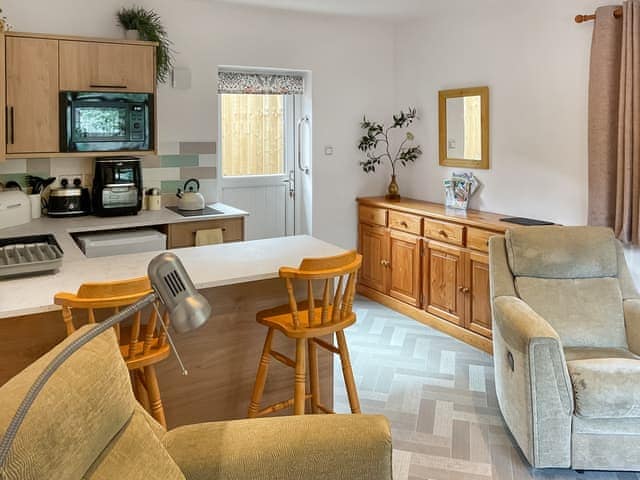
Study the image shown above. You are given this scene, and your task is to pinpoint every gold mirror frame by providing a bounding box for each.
[438,86,490,169]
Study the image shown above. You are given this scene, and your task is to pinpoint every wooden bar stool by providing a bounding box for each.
[248,250,362,418]
[54,277,171,428]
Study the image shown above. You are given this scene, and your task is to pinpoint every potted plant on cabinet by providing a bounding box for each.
[358,108,422,200]
[116,6,174,83]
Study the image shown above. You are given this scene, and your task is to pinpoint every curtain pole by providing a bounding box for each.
[575,7,623,23]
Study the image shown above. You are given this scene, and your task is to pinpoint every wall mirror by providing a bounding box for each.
[439,86,489,169]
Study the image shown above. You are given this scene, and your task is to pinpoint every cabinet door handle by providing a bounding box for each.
[7,106,14,145]
[90,84,128,89]
[458,286,470,293]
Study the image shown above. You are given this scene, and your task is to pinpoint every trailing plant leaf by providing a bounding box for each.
[358,108,422,175]
[117,6,175,84]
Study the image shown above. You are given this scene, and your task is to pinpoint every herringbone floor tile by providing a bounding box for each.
[333,296,640,480]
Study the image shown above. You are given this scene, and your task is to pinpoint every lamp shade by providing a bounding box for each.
[147,252,211,333]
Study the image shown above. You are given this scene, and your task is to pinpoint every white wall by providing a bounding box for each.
[4,0,395,248]
[394,0,613,225]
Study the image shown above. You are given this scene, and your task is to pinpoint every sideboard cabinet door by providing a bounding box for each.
[358,223,389,294]
[388,231,421,306]
[464,251,492,338]
[423,241,465,326]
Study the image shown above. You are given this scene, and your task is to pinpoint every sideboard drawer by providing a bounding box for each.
[424,219,464,246]
[359,206,387,227]
[389,210,422,235]
[467,227,498,253]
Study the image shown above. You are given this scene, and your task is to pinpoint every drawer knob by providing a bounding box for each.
[400,221,408,227]
[438,229,448,237]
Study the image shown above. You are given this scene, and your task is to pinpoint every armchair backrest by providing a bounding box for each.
[0,326,183,479]
[491,226,637,348]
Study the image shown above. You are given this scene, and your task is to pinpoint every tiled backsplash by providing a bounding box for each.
[0,141,218,206]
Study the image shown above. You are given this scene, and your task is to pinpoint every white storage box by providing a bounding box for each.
[76,229,167,258]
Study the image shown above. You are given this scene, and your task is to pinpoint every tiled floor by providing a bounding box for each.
[334,296,640,480]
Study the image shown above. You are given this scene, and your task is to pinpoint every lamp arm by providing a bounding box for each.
[0,292,158,470]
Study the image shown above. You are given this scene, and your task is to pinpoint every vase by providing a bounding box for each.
[386,174,400,200]
[124,29,140,40]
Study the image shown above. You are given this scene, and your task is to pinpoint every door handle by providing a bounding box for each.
[7,106,14,145]
[90,84,128,89]
[297,116,310,175]
[458,286,470,293]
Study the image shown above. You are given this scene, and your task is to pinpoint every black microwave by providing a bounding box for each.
[60,91,153,152]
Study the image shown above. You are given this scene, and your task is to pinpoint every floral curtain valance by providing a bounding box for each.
[217,71,304,95]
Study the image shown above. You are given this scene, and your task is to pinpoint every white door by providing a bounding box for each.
[219,93,298,240]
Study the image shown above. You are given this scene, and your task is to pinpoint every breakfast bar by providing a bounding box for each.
[0,235,344,428]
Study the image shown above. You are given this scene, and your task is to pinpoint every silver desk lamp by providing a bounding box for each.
[0,252,211,472]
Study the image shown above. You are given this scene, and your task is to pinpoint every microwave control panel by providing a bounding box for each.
[130,105,145,141]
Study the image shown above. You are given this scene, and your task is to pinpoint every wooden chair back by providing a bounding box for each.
[279,250,362,329]
[53,276,169,360]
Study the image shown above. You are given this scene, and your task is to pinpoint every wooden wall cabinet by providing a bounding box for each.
[5,36,59,154]
[1,32,157,160]
[59,41,155,93]
[357,197,509,353]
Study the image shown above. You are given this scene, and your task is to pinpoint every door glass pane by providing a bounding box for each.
[220,94,285,176]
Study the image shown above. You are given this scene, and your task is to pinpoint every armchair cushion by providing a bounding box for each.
[568,358,640,418]
[163,414,392,480]
[505,226,617,279]
[514,277,626,348]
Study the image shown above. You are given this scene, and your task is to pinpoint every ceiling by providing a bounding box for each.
[215,0,435,19]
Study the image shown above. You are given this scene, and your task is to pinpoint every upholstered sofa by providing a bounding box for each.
[0,326,392,479]
[489,226,640,471]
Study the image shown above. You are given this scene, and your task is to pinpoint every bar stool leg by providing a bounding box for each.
[294,338,307,415]
[336,330,361,414]
[248,328,275,418]
[307,339,320,413]
[144,365,167,428]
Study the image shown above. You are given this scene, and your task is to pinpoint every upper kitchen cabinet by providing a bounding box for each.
[59,40,155,93]
[6,36,59,154]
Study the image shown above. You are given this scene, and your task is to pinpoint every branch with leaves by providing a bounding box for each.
[358,108,422,175]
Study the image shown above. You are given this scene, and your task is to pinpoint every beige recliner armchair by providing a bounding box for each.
[0,326,392,479]
[489,226,640,471]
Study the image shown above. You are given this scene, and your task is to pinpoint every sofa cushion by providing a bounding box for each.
[506,226,617,279]
[515,277,627,348]
[0,327,137,480]
[84,409,184,480]
[568,358,640,418]
[564,347,640,362]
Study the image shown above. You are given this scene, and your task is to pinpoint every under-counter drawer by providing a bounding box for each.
[389,210,422,235]
[166,218,244,248]
[467,227,499,253]
[359,206,387,227]
[424,219,465,246]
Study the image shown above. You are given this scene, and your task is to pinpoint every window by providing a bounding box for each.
[220,94,285,177]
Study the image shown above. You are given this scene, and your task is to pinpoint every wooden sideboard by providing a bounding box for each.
[356,197,512,354]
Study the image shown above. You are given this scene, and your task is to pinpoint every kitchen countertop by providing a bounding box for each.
[0,235,344,319]
[0,202,249,262]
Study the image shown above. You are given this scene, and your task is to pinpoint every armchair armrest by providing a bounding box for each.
[624,299,640,355]
[163,414,392,480]
[492,296,573,469]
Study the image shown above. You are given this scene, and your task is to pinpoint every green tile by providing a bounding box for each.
[0,173,27,188]
[161,180,184,194]
[160,155,199,168]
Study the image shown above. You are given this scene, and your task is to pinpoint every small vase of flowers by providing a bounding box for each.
[358,108,422,200]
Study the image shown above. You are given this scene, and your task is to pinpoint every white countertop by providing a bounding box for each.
[0,203,249,262]
[0,235,344,319]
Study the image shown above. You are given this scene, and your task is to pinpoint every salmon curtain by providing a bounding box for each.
[589,1,640,244]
